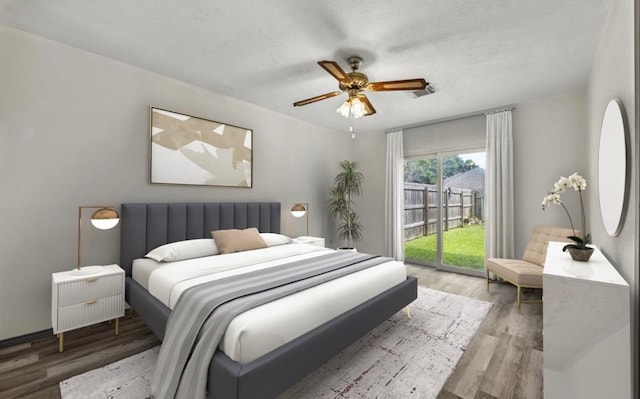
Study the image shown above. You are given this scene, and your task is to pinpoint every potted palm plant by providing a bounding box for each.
[328,160,364,250]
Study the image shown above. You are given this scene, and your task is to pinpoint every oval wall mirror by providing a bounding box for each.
[598,99,628,236]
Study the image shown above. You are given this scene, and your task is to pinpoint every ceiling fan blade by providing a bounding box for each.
[359,95,377,116]
[293,91,342,107]
[318,61,353,84]
[367,78,428,92]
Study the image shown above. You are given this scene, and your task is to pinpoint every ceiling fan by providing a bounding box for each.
[293,56,428,118]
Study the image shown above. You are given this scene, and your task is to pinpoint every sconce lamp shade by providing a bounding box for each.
[291,203,307,218]
[90,208,120,230]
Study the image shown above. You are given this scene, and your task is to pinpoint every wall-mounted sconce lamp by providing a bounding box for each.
[74,206,120,275]
[290,203,309,237]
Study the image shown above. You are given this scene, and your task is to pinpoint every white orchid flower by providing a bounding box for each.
[542,172,588,248]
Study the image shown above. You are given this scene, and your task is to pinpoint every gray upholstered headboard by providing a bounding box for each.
[119,202,281,276]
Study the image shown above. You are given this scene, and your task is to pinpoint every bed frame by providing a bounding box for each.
[120,202,417,399]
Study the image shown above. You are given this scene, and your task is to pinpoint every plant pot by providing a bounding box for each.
[566,247,594,262]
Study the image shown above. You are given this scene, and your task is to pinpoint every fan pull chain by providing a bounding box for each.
[348,101,355,139]
[349,101,356,139]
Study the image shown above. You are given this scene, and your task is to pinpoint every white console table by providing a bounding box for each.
[543,242,631,399]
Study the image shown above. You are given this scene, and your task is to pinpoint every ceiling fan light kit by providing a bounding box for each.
[293,56,428,119]
[336,96,366,119]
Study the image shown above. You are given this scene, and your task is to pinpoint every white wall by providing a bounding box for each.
[512,90,588,256]
[586,0,636,396]
[0,26,349,340]
[350,132,387,254]
[587,0,636,292]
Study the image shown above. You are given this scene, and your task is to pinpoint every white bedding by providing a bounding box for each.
[132,243,407,363]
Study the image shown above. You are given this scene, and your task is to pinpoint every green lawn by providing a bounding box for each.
[404,224,485,270]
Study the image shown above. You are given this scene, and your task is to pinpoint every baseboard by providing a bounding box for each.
[0,328,53,349]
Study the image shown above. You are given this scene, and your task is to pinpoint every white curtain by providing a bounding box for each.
[385,130,405,260]
[485,110,515,261]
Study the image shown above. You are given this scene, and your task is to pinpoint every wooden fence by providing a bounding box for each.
[404,182,484,241]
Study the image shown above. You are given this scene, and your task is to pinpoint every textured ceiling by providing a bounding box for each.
[0,0,613,134]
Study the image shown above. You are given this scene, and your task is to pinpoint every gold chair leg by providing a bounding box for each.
[404,306,411,319]
[115,318,119,335]
[58,333,64,353]
[486,269,490,291]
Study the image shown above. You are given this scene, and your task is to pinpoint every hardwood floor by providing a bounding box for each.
[0,314,159,399]
[406,265,543,399]
[0,266,542,399]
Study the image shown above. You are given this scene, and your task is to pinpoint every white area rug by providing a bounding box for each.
[60,346,157,399]
[60,287,491,399]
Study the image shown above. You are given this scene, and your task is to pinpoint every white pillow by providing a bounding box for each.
[260,233,293,247]
[145,238,219,262]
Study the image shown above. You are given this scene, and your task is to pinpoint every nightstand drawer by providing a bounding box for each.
[57,274,123,306]
[56,294,124,333]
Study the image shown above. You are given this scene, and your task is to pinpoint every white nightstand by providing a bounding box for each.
[293,236,325,248]
[51,264,125,352]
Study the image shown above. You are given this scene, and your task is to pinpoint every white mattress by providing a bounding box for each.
[132,243,407,363]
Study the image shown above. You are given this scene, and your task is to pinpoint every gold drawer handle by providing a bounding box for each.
[86,299,98,305]
[86,278,98,283]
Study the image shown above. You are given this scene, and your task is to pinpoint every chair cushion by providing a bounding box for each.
[487,258,543,287]
[522,225,576,266]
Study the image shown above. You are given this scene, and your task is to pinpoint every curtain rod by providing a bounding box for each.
[485,107,515,115]
[386,105,516,132]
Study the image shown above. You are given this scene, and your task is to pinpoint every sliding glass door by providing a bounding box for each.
[403,150,486,276]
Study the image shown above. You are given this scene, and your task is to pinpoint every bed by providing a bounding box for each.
[120,202,417,399]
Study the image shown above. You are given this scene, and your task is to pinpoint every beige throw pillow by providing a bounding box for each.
[211,227,268,254]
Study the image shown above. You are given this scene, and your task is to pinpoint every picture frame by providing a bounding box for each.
[150,107,253,187]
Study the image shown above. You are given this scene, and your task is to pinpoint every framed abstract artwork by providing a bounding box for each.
[150,107,252,187]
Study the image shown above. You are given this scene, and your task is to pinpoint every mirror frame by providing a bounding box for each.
[597,98,629,237]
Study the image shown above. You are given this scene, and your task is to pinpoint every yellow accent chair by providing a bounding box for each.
[486,225,575,312]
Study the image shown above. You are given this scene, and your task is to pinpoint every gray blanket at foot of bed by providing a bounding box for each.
[152,251,391,399]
